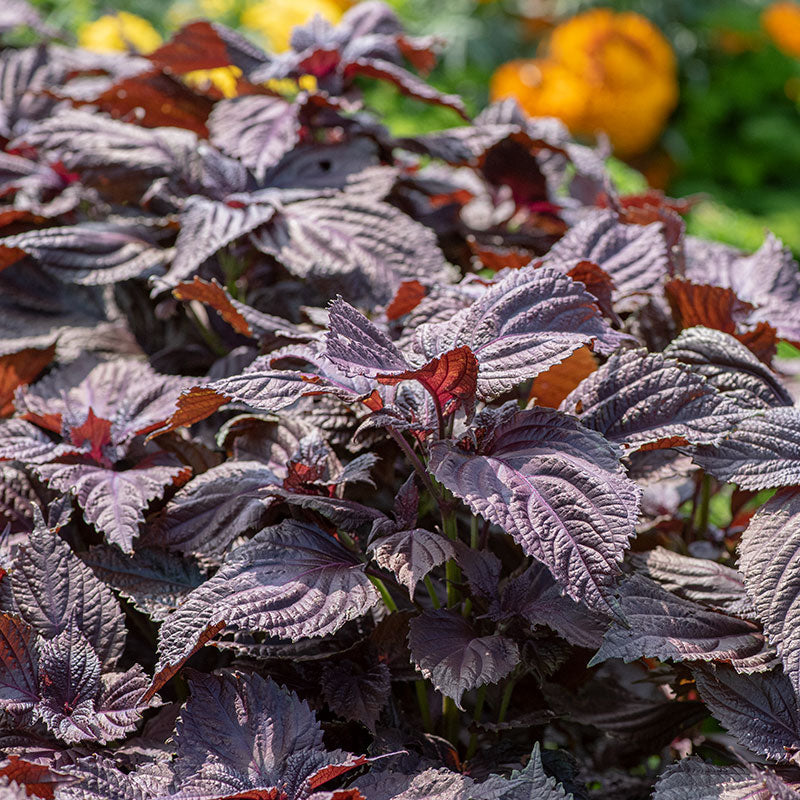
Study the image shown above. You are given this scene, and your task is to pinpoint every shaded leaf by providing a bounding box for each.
[0,612,39,714]
[320,660,391,731]
[407,609,519,708]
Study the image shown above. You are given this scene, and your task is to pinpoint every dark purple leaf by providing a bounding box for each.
[320,659,391,731]
[590,575,774,673]
[35,620,102,744]
[0,465,37,534]
[169,669,364,800]
[34,459,189,553]
[164,195,276,287]
[10,521,125,665]
[54,754,171,800]
[148,461,278,560]
[630,547,750,615]
[693,664,800,762]
[251,194,449,306]
[93,664,157,742]
[0,612,39,714]
[493,562,607,650]
[693,406,800,490]
[430,407,640,611]
[0,419,78,464]
[546,209,670,304]
[413,265,627,401]
[154,521,379,682]
[82,545,206,622]
[653,758,800,800]
[407,609,519,708]
[665,326,793,409]
[0,224,166,285]
[560,348,744,453]
[208,94,301,179]
[739,489,800,696]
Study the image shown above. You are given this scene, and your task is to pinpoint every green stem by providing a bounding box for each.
[186,303,227,357]
[497,678,516,725]
[416,680,433,732]
[442,510,461,608]
[465,684,487,761]
[695,474,712,537]
[442,695,459,745]
[470,516,479,549]
[369,576,398,613]
[424,575,441,609]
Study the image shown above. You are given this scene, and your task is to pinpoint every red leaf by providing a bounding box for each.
[0,245,26,271]
[174,277,252,337]
[89,70,213,136]
[0,345,55,417]
[149,21,235,73]
[385,279,427,319]
[377,346,478,415]
[566,260,615,320]
[145,387,230,439]
[68,408,113,464]
[529,346,597,408]
[467,238,535,272]
[0,756,67,799]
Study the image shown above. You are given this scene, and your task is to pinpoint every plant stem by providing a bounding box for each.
[497,678,516,725]
[695,473,712,537]
[416,680,433,732]
[424,575,441,609]
[369,576,398,613]
[387,427,445,508]
[442,695,459,745]
[465,684,487,761]
[186,303,227,357]
[470,515,479,549]
[441,510,461,608]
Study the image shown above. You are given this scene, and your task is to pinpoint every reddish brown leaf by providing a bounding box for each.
[0,756,67,799]
[149,21,235,73]
[377,345,478,415]
[566,260,615,319]
[174,277,252,337]
[467,237,535,272]
[145,387,229,439]
[665,278,777,362]
[529,346,597,408]
[0,345,55,417]
[0,245,26,271]
[308,757,369,790]
[385,280,427,320]
[90,70,213,136]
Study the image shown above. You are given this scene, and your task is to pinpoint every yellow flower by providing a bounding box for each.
[763,1,800,58]
[490,8,678,157]
[184,66,243,98]
[241,0,348,52]
[198,0,237,18]
[78,12,163,55]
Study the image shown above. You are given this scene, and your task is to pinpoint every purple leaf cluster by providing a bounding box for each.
[2,3,800,799]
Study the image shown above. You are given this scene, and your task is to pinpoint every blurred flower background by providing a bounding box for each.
[27,0,800,252]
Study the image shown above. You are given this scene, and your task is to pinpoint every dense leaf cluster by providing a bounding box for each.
[1,2,800,798]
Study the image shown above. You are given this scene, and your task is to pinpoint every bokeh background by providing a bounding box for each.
[25,0,800,254]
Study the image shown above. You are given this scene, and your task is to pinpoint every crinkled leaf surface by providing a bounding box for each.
[413,266,626,401]
[0,612,39,714]
[407,609,519,708]
[693,406,800,490]
[693,664,800,762]
[739,489,800,695]
[430,407,640,611]
[590,575,774,673]
[320,660,391,732]
[10,521,125,665]
[34,459,189,553]
[168,670,363,800]
[154,521,379,684]
[560,348,744,453]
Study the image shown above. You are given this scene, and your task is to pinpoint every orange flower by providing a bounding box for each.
[763,1,800,58]
[490,8,678,157]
